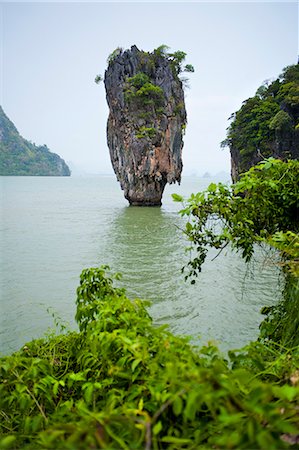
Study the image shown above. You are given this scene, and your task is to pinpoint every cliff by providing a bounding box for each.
[104,45,188,206]
[222,63,299,181]
[0,106,70,176]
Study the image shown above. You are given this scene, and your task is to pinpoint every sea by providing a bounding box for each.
[0,174,282,355]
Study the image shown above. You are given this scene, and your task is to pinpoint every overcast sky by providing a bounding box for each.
[1,1,298,175]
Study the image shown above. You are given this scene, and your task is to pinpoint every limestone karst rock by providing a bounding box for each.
[225,63,299,182]
[104,45,187,206]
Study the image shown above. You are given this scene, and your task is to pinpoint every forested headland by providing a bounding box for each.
[0,107,70,176]
[222,64,299,181]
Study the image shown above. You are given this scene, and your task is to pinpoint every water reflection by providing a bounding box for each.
[104,206,184,300]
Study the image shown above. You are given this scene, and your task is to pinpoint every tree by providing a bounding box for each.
[153,45,195,78]
[153,44,170,57]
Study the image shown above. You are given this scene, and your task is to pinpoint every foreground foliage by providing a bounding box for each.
[1,159,299,448]
[175,158,299,350]
[1,266,299,449]
[175,158,299,279]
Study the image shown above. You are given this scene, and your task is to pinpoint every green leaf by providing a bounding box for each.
[186,222,193,233]
[207,183,217,193]
[53,381,59,396]
[132,359,142,372]
[83,383,93,404]
[172,193,184,202]
[153,421,162,435]
[274,384,299,401]
[69,371,88,382]
[0,436,16,449]
[138,398,144,411]
[31,415,43,433]
[173,396,183,416]
[184,391,198,421]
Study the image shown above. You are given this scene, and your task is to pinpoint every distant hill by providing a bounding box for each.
[0,106,70,176]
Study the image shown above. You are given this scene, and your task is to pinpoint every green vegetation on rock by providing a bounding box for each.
[107,46,123,65]
[124,72,165,111]
[136,126,157,140]
[119,46,193,143]
[153,45,195,78]
[222,64,299,177]
[0,106,70,176]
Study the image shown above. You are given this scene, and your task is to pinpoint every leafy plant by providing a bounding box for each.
[175,158,299,280]
[270,231,299,277]
[174,101,185,116]
[174,158,299,352]
[1,265,299,449]
[136,126,157,139]
[153,44,170,58]
[124,72,165,111]
[153,45,195,80]
[259,274,299,348]
[107,47,123,64]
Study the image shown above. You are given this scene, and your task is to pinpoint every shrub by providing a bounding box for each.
[1,266,299,449]
[136,126,157,139]
[124,72,165,110]
[107,47,123,64]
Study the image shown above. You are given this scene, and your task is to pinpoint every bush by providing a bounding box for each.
[136,126,157,139]
[1,266,299,449]
[175,158,299,280]
[124,72,165,110]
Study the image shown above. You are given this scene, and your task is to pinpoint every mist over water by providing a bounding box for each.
[0,175,281,355]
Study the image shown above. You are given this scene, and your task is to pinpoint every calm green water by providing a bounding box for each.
[0,175,281,355]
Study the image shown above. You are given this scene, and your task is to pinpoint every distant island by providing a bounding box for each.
[0,106,70,176]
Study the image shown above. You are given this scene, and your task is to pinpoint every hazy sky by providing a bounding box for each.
[1,1,298,175]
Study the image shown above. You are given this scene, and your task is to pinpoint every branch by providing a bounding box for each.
[211,241,229,262]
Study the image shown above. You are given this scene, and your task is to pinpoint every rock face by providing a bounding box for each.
[104,46,187,206]
[0,106,70,176]
[230,123,299,182]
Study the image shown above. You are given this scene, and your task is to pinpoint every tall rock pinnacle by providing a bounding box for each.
[104,45,188,206]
